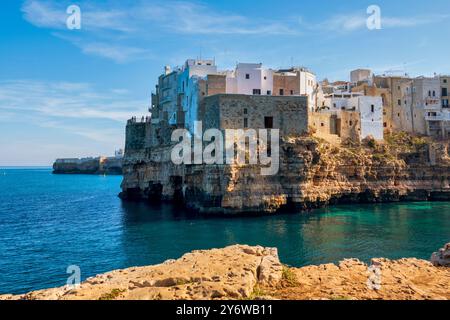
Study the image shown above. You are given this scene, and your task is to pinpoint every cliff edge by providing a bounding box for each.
[2,244,449,300]
[120,131,450,214]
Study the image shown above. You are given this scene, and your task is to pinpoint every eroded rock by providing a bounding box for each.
[431,243,450,267]
[0,245,282,300]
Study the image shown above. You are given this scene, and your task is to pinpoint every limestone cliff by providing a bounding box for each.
[53,157,123,175]
[2,244,449,300]
[120,132,450,214]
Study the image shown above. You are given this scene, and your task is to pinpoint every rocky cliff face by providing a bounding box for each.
[53,157,122,175]
[120,132,450,214]
[2,244,449,300]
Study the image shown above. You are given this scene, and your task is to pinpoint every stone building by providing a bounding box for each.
[273,67,318,111]
[373,75,414,132]
[315,93,383,142]
[442,76,450,109]
[350,69,373,84]
[351,83,390,130]
[200,94,309,137]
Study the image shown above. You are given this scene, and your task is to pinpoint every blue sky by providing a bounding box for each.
[1,0,450,166]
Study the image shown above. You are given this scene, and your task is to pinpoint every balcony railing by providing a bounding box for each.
[425,112,450,121]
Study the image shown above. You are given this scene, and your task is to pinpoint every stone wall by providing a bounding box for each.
[125,120,151,152]
[309,111,360,143]
[201,94,309,137]
[273,73,299,96]
[121,92,450,214]
[206,74,227,96]
[338,111,361,142]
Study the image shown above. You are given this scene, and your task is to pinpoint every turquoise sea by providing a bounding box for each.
[0,168,449,294]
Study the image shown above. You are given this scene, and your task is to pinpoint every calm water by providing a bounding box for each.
[0,168,449,294]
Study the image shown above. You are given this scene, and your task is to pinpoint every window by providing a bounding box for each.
[290,90,294,95]
[244,108,248,115]
[320,123,324,127]
[279,89,284,96]
[349,120,353,126]
[442,88,448,96]
[245,74,250,79]
[398,99,401,106]
[253,89,261,95]
[264,76,267,80]
[267,90,272,95]
[444,79,448,84]
[264,117,273,129]
[443,99,449,107]
[433,90,436,97]
[428,90,431,97]
[383,122,387,128]
[243,118,248,128]
[371,104,375,112]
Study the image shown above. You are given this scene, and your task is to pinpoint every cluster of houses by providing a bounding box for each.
[148,59,450,145]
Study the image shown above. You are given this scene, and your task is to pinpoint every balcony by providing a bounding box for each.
[425,111,450,121]
[424,97,440,107]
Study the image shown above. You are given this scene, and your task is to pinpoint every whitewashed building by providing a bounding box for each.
[178,59,218,132]
[348,96,384,140]
[225,63,274,96]
[323,93,383,140]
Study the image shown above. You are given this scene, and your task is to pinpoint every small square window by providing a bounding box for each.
[245,74,250,79]
[264,117,273,129]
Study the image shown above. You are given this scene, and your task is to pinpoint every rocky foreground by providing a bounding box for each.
[1,244,449,300]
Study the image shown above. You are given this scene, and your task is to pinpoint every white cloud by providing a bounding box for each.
[79,42,152,63]
[313,12,450,33]
[383,14,450,28]
[22,0,300,35]
[21,0,67,29]
[21,0,301,62]
[0,80,148,126]
[0,79,144,164]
